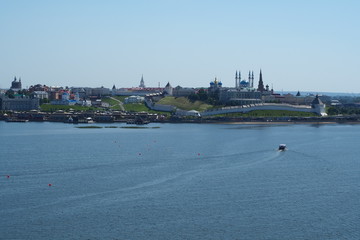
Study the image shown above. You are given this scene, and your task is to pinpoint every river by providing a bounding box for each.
[0,122,359,239]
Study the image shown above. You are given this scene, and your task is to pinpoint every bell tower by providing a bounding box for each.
[257,69,265,92]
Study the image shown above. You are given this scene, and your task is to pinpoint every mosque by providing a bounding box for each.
[208,70,272,105]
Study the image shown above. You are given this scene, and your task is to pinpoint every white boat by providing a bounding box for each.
[278,144,286,151]
[86,117,94,123]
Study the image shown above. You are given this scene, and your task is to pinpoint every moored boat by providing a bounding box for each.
[5,118,29,122]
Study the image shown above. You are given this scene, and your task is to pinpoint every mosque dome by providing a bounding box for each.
[240,80,247,85]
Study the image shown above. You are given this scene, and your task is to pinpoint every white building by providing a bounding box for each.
[124,95,145,104]
[32,91,49,99]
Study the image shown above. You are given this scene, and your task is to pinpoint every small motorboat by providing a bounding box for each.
[278,144,287,151]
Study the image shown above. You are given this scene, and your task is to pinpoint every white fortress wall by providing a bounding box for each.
[201,104,316,116]
[150,104,176,112]
[144,98,175,112]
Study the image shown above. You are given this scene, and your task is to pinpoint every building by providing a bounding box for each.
[70,87,87,99]
[28,84,50,92]
[257,69,265,92]
[235,71,254,89]
[0,94,39,111]
[219,89,262,105]
[112,87,164,96]
[124,95,145,104]
[172,86,196,97]
[50,92,76,105]
[164,82,173,96]
[10,77,22,91]
[209,70,270,105]
[311,95,326,116]
[208,77,222,92]
[32,91,49,100]
[89,87,111,97]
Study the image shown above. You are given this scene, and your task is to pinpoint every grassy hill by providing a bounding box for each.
[157,97,213,111]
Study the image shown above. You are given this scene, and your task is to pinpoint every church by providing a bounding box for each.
[10,76,22,91]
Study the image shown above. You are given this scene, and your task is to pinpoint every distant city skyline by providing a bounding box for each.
[1,0,359,93]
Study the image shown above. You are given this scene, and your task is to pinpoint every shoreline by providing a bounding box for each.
[2,111,360,125]
[217,121,360,125]
[2,119,360,125]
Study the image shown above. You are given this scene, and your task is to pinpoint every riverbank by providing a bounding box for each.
[1,111,360,124]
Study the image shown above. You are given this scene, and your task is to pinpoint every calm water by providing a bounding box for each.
[0,122,359,240]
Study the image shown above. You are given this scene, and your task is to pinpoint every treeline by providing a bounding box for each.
[5,89,30,98]
[187,88,220,105]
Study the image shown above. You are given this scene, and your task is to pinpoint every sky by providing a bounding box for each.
[1,0,359,93]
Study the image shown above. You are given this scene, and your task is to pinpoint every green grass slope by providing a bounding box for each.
[157,97,213,111]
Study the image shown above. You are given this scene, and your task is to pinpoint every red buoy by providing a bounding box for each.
[48,183,52,187]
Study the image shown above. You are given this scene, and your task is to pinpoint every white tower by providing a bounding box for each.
[164,82,173,96]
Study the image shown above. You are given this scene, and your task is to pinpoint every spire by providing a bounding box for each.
[139,74,145,88]
[257,69,265,92]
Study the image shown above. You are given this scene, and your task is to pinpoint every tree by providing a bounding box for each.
[5,89,15,98]
[197,89,208,101]
[188,93,199,102]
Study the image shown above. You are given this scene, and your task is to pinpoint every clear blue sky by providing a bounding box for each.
[1,0,359,93]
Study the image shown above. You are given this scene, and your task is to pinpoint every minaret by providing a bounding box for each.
[251,71,254,88]
[257,69,265,92]
[235,71,238,88]
[238,71,241,88]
